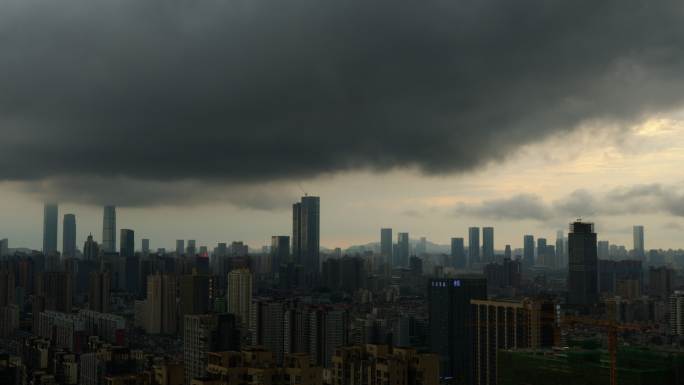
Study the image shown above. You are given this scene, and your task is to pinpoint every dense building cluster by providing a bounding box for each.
[2,200,684,385]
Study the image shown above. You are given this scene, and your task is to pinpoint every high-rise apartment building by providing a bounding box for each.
[633,225,645,260]
[396,232,409,268]
[227,268,252,327]
[183,314,240,384]
[428,276,486,382]
[144,273,177,334]
[89,271,111,313]
[523,235,535,267]
[43,203,58,255]
[482,227,494,263]
[292,196,320,275]
[451,237,466,268]
[184,313,240,384]
[469,227,480,265]
[102,205,116,253]
[271,236,290,273]
[670,291,684,335]
[176,240,185,256]
[555,230,566,267]
[567,221,598,308]
[179,273,210,331]
[471,299,556,385]
[381,228,393,269]
[62,214,76,258]
[37,271,72,313]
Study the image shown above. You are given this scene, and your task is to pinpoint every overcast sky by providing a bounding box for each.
[2,0,684,251]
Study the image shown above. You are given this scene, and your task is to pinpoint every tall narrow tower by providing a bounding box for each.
[567,221,598,307]
[43,203,58,255]
[102,205,117,253]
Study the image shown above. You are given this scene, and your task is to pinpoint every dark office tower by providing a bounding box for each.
[119,229,135,258]
[396,232,410,268]
[43,203,58,255]
[102,205,116,253]
[468,227,480,265]
[380,228,393,268]
[176,240,185,256]
[271,236,290,273]
[187,240,197,256]
[292,196,320,274]
[633,225,645,260]
[141,239,150,255]
[504,245,512,260]
[536,238,547,265]
[450,238,466,268]
[179,274,210,331]
[523,235,535,267]
[89,271,111,313]
[482,227,494,263]
[567,221,598,308]
[61,214,76,258]
[428,276,487,382]
[83,234,99,261]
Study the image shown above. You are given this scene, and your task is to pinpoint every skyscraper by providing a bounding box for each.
[176,240,185,256]
[380,228,393,269]
[141,239,150,255]
[83,234,99,261]
[0,238,8,257]
[450,238,466,268]
[523,235,535,267]
[555,230,565,267]
[670,291,684,335]
[292,196,320,275]
[227,268,253,327]
[187,240,197,256]
[43,203,58,255]
[567,221,598,308]
[482,227,494,263]
[179,273,210,329]
[633,225,645,260]
[396,232,409,268]
[428,276,486,382]
[468,227,480,265]
[120,229,135,258]
[102,205,116,253]
[62,214,76,258]
[271,236,290,273]
[536,238,547,265]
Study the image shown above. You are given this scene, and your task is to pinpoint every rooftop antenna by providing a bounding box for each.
[297,182,307,196]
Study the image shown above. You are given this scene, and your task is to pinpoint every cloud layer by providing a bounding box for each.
[2,0,684,205]
[454,184,684,221]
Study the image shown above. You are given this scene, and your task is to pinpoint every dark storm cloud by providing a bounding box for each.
[454,184,684,220]
[2,0,684,205]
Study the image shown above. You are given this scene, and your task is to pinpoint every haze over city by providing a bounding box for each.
[3,2,684,385]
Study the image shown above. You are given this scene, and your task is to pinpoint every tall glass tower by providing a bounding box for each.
[102,205,116,253]
[42,203,58,255]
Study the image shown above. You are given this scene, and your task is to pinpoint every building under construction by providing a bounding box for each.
[498,344,684,385]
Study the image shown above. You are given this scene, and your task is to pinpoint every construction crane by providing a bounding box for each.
[560,316,652,385]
